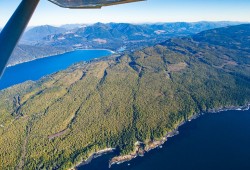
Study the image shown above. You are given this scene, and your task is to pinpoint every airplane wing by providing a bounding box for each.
[48,0,145,9]
[0,0,145,77]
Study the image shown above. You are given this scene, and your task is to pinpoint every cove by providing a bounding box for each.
[0,50,112,90]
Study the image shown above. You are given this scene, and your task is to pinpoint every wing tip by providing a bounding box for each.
[48,0,145,9]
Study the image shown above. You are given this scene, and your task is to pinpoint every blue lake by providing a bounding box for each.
[0,50,112,90]
[80,109,250,170]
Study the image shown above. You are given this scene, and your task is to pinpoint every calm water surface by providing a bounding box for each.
[80,109,250,170]
[0,50,112,90]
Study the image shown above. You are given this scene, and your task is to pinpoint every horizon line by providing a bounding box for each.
[1,20,250,29]
[19,20,250,28]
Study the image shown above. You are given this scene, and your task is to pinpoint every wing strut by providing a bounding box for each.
[0,0,40,77]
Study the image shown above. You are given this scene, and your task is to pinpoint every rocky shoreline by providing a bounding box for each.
[108,127,181,167]
[109,103,250,167]
[69,103,250,170]
[70,148,115,170]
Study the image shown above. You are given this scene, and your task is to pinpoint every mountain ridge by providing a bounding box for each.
[21,25,67,43]
[9,22,243,67]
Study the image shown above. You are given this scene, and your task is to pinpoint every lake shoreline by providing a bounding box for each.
[0,49,114,91]
[7,50,74,67]
[7,48,115,68]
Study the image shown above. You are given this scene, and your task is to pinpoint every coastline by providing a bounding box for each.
[108,103,250,167]
[70,103,250,170]
[69,148,115,170]
[75,48,116,54]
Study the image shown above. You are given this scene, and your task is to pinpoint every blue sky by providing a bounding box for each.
[0,0,250,27]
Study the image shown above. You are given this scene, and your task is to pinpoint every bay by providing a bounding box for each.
[0,50,112,90]
[79,109,250,170]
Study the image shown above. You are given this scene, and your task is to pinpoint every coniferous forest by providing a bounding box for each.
[0,24,250,169]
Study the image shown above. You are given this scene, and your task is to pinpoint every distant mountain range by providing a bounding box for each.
[21,25,67,44]
[1,24,249,170]
[22,22,243,49]
[7,21,245,66]
[60,24,86,30]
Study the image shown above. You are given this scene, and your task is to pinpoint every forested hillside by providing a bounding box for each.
[0,24,249,169]
[9,45,72,66]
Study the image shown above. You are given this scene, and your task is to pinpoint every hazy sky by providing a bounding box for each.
[0,0,250,27]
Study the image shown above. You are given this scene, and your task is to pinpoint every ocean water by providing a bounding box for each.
[80,109,250,170]
[0,50,112,90]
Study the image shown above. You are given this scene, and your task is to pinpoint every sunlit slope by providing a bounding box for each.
[0,24,250,169]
